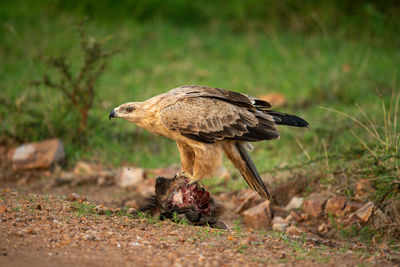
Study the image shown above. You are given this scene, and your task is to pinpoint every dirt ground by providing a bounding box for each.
[1,187,399,267]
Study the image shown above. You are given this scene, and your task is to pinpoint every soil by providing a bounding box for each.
[1,186,399,267]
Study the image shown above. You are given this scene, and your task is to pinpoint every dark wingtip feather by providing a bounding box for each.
[268,111,309,127]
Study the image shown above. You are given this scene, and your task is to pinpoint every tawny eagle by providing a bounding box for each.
[109,85,308,200]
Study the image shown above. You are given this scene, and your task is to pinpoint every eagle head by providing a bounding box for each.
[109,102,140,122]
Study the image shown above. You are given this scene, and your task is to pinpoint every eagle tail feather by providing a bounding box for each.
[234,142,272,201]
[267,111,309,128]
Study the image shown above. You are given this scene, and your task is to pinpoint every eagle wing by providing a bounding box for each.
[159,86,279,143]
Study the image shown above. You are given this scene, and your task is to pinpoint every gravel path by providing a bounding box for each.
[0,190,397,266]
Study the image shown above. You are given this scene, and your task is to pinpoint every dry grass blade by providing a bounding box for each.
[294,136,311,160]
[350,130,378,160]
[355,103,381,143]
[320,106,385,145]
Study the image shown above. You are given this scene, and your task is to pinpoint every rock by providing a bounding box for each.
[95,205,106,215]
[350,201,388,228]
[372,209,389,229]
[284,196,303,211]
[272,216,286,225]
[11,139,65,170]
[73,161,101,176]
[67,193,86,202]
[303,193,330,217]
[242,200,272,230]
[272,223,288,232]
[235,189,263,214]
[258,92,287,107]
[116,167,145,188]
[318,223,329,234]
[271,205,289,219]
[286,225,303,236]
[286,210,301,222]
[325,196,347,216]
[355,179,374,197]
[351,201,374,222]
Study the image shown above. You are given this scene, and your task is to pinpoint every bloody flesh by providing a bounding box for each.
[167,179,211,215]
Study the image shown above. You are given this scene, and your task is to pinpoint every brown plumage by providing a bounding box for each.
[109,85,308,200]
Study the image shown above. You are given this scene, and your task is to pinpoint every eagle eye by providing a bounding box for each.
[125,107,134,113]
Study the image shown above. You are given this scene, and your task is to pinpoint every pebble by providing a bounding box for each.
[67,193,81,202]
[272,223,288,232]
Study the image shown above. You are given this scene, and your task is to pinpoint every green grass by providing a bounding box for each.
[0,1,399,201]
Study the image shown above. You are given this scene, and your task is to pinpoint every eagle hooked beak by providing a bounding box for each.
[109,109,117,121]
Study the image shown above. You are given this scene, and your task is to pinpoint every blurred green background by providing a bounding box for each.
[0,1,399,191]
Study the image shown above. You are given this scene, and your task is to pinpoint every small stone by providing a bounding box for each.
[272,216,286,225]
[284,196,303,211]
[272,223,288,232]
[325,196,347,216]
[284,214,294,223]
[286,225,303,236]
[128,208,136,215]
[318,223,329,234]
[95,205,106,215]
[303,193,330,217]
[116,167,145,188]
[242,200,272,230]
[67,193,80,202]
[235,189,263,214]
[300,213,309,221]
[286,210,301,222]
[372,209,389,229]
[11,139,65,170]
[351,201,374,222]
